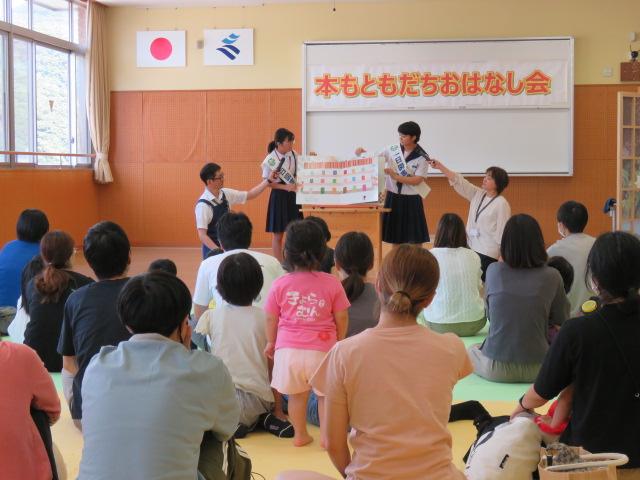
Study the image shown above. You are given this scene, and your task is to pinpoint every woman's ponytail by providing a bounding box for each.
[335,232,374,303]
[267,141,277,153]
[342,269,366,303]
[377,245,439,318]
[386,290,414,315]
[34,230,74,304]
[35,264,70,304]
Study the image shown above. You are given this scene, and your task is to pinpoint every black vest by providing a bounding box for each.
[197,192,229,247]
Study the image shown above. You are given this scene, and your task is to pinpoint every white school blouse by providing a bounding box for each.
[449,172,511,260]
[376,147,430,196]
[261,150,298,181]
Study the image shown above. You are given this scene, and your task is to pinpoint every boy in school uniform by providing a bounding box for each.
[195,162,273,259]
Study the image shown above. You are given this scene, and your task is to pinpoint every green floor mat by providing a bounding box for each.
[51,372,63,391]
[453,372,529,402]
[453,325,529,403]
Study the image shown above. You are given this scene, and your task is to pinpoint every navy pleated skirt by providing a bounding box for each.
[266,189,303,233]
[382,191,429,244]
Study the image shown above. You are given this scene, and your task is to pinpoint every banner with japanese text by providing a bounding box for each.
[307,61,568,111]
[296,156,383,205]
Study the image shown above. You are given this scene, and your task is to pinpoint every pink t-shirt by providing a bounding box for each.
[0,342,61,480]
[264,271,350,352]
[311,325,472,480]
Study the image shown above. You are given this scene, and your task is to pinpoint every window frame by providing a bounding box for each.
[0,0,91,169]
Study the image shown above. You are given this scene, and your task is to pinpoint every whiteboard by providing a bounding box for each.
[303,38,574,176]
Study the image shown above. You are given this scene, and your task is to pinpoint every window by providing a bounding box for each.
[1,0,90,167]
[0,33,7,163]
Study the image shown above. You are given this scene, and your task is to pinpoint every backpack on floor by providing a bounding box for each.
[465,416,542,480]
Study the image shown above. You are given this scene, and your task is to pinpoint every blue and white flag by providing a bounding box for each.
[204,29,254,66]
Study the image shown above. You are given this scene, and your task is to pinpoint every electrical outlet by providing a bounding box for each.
[602,67,613,77]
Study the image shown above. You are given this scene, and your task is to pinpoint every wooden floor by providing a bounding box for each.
[71,246,271,293]
[70,244,396,291]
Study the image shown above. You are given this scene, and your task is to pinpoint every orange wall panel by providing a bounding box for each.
[143,91,207,164]
[206,90,272,163]
[0,169,99,246]
[110,91,143,164]
[141,163,202,245]
[96,163,145,244]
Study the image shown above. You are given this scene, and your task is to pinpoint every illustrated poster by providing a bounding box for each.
[296,156,383,205]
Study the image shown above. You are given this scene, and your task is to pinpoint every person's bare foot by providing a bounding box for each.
[293,433,314,447]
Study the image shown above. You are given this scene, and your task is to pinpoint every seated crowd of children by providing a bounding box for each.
[1,199,640,480]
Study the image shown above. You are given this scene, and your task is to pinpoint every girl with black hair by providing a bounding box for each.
[264,219,350,447]
[513,231,640,476]
[335,232,378,337]
[262,128,303,261]
[355,121,431,246]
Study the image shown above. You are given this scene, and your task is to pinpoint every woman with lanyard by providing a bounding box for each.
[429,160,511,281]
[262,128,303,262]
[356,121,431,247]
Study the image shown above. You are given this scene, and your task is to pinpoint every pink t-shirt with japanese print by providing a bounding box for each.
[264,271,351,352]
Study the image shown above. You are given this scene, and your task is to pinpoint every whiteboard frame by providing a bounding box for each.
[302,37,574,176]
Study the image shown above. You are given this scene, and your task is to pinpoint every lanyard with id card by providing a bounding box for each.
[470,194,498,237]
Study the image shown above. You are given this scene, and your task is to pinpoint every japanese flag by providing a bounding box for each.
[137,31,186,68]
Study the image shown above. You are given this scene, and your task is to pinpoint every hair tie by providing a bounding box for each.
[396,290,411,300]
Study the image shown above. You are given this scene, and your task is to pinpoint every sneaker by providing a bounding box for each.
[234,424,251,439]
[260,413,294,438]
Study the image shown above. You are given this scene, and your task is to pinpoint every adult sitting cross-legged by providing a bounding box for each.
[57,221,132,428]
[468,214,570,383]
[513,231,640,478]
[78,271,250,480]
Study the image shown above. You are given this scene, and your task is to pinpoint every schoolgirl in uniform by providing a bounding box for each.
[262,128,303,261]
[357,121,430,246]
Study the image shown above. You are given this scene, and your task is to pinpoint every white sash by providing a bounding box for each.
[388,144,431,199]
[262,152,296,185]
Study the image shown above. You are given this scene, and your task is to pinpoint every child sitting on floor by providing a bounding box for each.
[306,216,334,274]
[196,252,292,438]
[148,258,208,351]
[264,219,350,447]
[547,256,574,344]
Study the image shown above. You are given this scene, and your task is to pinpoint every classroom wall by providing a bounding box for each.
[2,0,638,248]
[100,84,638,249]
[106,0,640,90]
[0,169,99,246]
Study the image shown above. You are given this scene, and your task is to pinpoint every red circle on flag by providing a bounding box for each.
[150,37,172,60]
